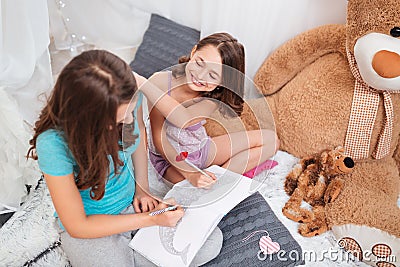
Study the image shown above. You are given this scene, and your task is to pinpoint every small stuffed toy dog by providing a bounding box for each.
[282,146,354,237]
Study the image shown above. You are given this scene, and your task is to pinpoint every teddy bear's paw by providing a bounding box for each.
[298,222,328,237]
[376,262,395,267]
[324,179,343,203]
[338,237,363,261]
[324,184,342,203]
[338,238,396,266]
[284,166,303,195]
[324,189,340,203]
[282,207,313,223]
[373,244,395,267]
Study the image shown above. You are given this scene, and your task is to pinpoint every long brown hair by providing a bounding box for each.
[27,50,138,200]
[174,32,245,117]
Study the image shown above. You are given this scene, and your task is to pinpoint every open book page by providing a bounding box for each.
[130,165,254,267]
[130,209,223,267]
[165,165,254,214]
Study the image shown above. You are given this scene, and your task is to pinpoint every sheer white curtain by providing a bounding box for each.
[0,0,49,213]
[48,0,151,60]
[127,0,347,99]
[127,0,347,78]
[1,0,52,124]
[49,0,347,78]
[199,0,347,79]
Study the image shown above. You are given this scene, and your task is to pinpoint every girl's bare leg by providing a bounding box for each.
[207,130,279,174]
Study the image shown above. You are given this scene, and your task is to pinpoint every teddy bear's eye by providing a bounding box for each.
[390,27,400,38]
[335,156,340,160]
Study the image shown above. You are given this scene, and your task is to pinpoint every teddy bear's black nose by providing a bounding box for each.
[343,157,354,168]
[390,27,400,38]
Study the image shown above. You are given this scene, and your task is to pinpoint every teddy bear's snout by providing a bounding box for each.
[372,50,400,78]
[343,157,354,169]
[390,26,400,38]
[334,156,355,174]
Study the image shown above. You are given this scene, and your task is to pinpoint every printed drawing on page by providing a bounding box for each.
[129,165,256,267]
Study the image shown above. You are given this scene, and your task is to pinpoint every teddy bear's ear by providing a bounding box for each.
[321,151,329,164]
[335,146,345,153]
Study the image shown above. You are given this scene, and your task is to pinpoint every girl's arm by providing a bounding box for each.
[150,104,216,187]
[132,106,158,212]
[135,72,218,129]
[44,172,183,239]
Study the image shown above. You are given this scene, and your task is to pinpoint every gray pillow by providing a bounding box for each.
[130,14,200,78]
[203,192,304,267]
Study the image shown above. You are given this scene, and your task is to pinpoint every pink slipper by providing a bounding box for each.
[243,160,278,178]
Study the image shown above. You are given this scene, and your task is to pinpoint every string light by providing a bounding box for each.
[54,0,91,56]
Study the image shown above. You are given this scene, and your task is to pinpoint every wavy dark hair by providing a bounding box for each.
[173,32,245,117]
[27,50,138,200]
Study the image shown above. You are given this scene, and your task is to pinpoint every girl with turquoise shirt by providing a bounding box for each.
[25,50,191,266]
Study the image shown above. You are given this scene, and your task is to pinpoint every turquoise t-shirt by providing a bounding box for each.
[36,93,143,228]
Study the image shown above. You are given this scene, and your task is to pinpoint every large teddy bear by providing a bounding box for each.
[251,0,400,265]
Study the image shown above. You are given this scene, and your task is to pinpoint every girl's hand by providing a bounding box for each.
[133,190,158,213]
[150,200,185,227]
[184,170,217,188]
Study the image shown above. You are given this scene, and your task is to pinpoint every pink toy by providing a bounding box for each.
[242,160,278,178]
[242,230,281,255]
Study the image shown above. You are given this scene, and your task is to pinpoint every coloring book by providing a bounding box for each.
[129,165,255,267]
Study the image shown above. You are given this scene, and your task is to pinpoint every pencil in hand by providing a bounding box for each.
[149,205,178,216]
[176,152,213,179]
